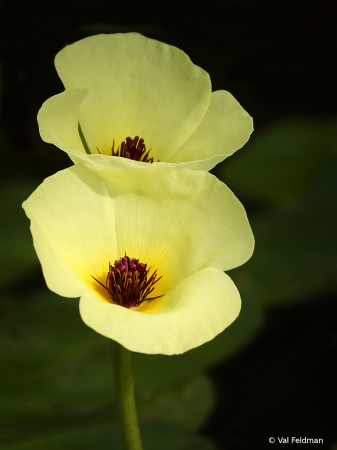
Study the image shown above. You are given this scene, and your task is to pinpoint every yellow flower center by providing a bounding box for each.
[92,253,163,309]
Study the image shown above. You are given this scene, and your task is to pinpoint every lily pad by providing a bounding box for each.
[216,117,337,205]
[229,160,337,304]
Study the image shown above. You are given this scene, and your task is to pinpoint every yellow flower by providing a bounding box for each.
[22,165,254,355]
[38,33,253,175]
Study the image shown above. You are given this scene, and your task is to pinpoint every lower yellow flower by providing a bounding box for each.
[22,165,254,355]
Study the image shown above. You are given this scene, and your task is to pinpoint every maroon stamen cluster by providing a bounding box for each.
[110,136,157,163]
[92,254,163,309]
[125,136,146,160]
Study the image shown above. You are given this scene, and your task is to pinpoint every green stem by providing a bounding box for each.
[111,341,143,450]
[78,122,91,154]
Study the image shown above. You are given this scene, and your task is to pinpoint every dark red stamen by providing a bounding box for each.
[125,136,145,160]
[109,136,158,163]
[91,253,164,309]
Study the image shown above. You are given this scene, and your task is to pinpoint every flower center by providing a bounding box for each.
[92,254,163,309]
[97,136,157,163]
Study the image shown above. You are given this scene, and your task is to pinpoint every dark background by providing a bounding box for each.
[0,1,336,449]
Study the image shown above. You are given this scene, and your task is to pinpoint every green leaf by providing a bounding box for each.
[0,423,218,450]
[216,118,337,205]
[138,374,215,432]
[0,294,113,432]
[0,180,39,287]
[229,160,337,304]
[0,288,261,438]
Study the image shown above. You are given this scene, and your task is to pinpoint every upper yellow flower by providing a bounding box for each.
[38,33,253,174]
[22,164,254,355]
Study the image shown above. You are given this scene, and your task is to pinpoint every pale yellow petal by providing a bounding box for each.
[68,151,225,176]
[55,33,211,160]
[37,88,89,154]
[67,150,163,175]
[169,155,227,171]
[23,164,252,355]
[27,221,89,297]
[169,90,253,164]
[99,166,254,294]
[22,164,118,299]
[80,268,241,355]
[66,151,225,176]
